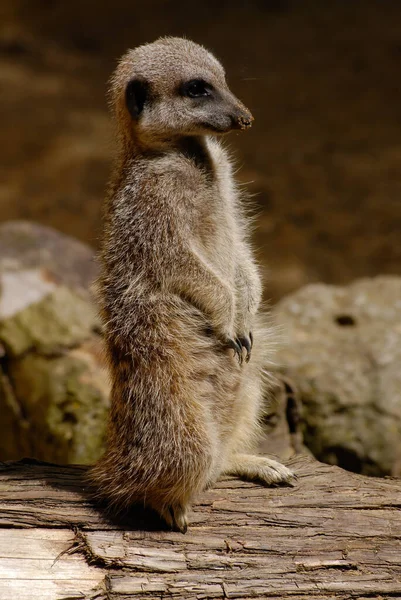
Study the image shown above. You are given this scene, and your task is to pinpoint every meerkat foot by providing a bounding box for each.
[225,453,295,486]
[160,503,189,534]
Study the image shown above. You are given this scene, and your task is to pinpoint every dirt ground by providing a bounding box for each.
[1,0,401,301]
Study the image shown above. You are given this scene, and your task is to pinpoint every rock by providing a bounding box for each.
[0,221,109,464]
[0,285,99,356]
[0,220,97,293]
[274,276,401,477]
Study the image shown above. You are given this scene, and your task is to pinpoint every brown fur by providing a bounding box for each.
[89,37,294,533]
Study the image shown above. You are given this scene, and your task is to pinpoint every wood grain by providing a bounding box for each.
[0,456,400,599]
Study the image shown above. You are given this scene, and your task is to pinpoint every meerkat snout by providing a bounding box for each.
[203,85,254,131]
[178,78,254,133]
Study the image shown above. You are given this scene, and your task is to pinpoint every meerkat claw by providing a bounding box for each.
[238,335,252,362]
[224,336,243,364]
[159,505,187,533]
[169,504,189,534]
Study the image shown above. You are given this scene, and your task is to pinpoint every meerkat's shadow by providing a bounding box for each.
[11,458,171,532]
[89,496,172,531]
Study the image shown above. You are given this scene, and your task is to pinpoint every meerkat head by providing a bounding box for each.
[110,37,254,147]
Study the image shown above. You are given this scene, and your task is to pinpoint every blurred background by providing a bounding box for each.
[2,0,401,301]
[1,1,401,475]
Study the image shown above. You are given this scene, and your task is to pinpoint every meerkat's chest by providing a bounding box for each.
[195,141,241,276]
[207,139,240,233]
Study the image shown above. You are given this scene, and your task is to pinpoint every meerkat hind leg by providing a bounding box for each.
[225,453,295,487]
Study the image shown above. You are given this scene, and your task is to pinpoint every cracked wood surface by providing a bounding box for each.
[0,456,400,599]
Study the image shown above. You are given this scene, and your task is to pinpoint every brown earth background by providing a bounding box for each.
[1,0,401,301]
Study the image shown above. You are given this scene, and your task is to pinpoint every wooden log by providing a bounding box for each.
[0,456,400,599]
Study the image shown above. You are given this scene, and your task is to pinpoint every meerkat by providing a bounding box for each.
[89,37,294,533]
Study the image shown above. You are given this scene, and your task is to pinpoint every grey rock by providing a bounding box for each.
[274,276,401,476]
[0,220,97,293]
[0,221,109,464]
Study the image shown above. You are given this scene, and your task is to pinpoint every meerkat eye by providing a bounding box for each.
[180,79,213,98]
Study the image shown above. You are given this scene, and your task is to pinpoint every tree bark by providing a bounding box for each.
[0,456,400,599]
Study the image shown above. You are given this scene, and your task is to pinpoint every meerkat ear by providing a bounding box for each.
[125,78,149,119]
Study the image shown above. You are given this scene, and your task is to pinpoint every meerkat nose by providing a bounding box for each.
[231,108,254,130]
[237,113,254,129]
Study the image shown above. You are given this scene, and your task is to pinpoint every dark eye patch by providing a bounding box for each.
[180,79,214,99]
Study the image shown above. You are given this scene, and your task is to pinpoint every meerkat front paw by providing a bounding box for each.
[224,453,296,486]
[237,331,253,363]
[222,332,253,364]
